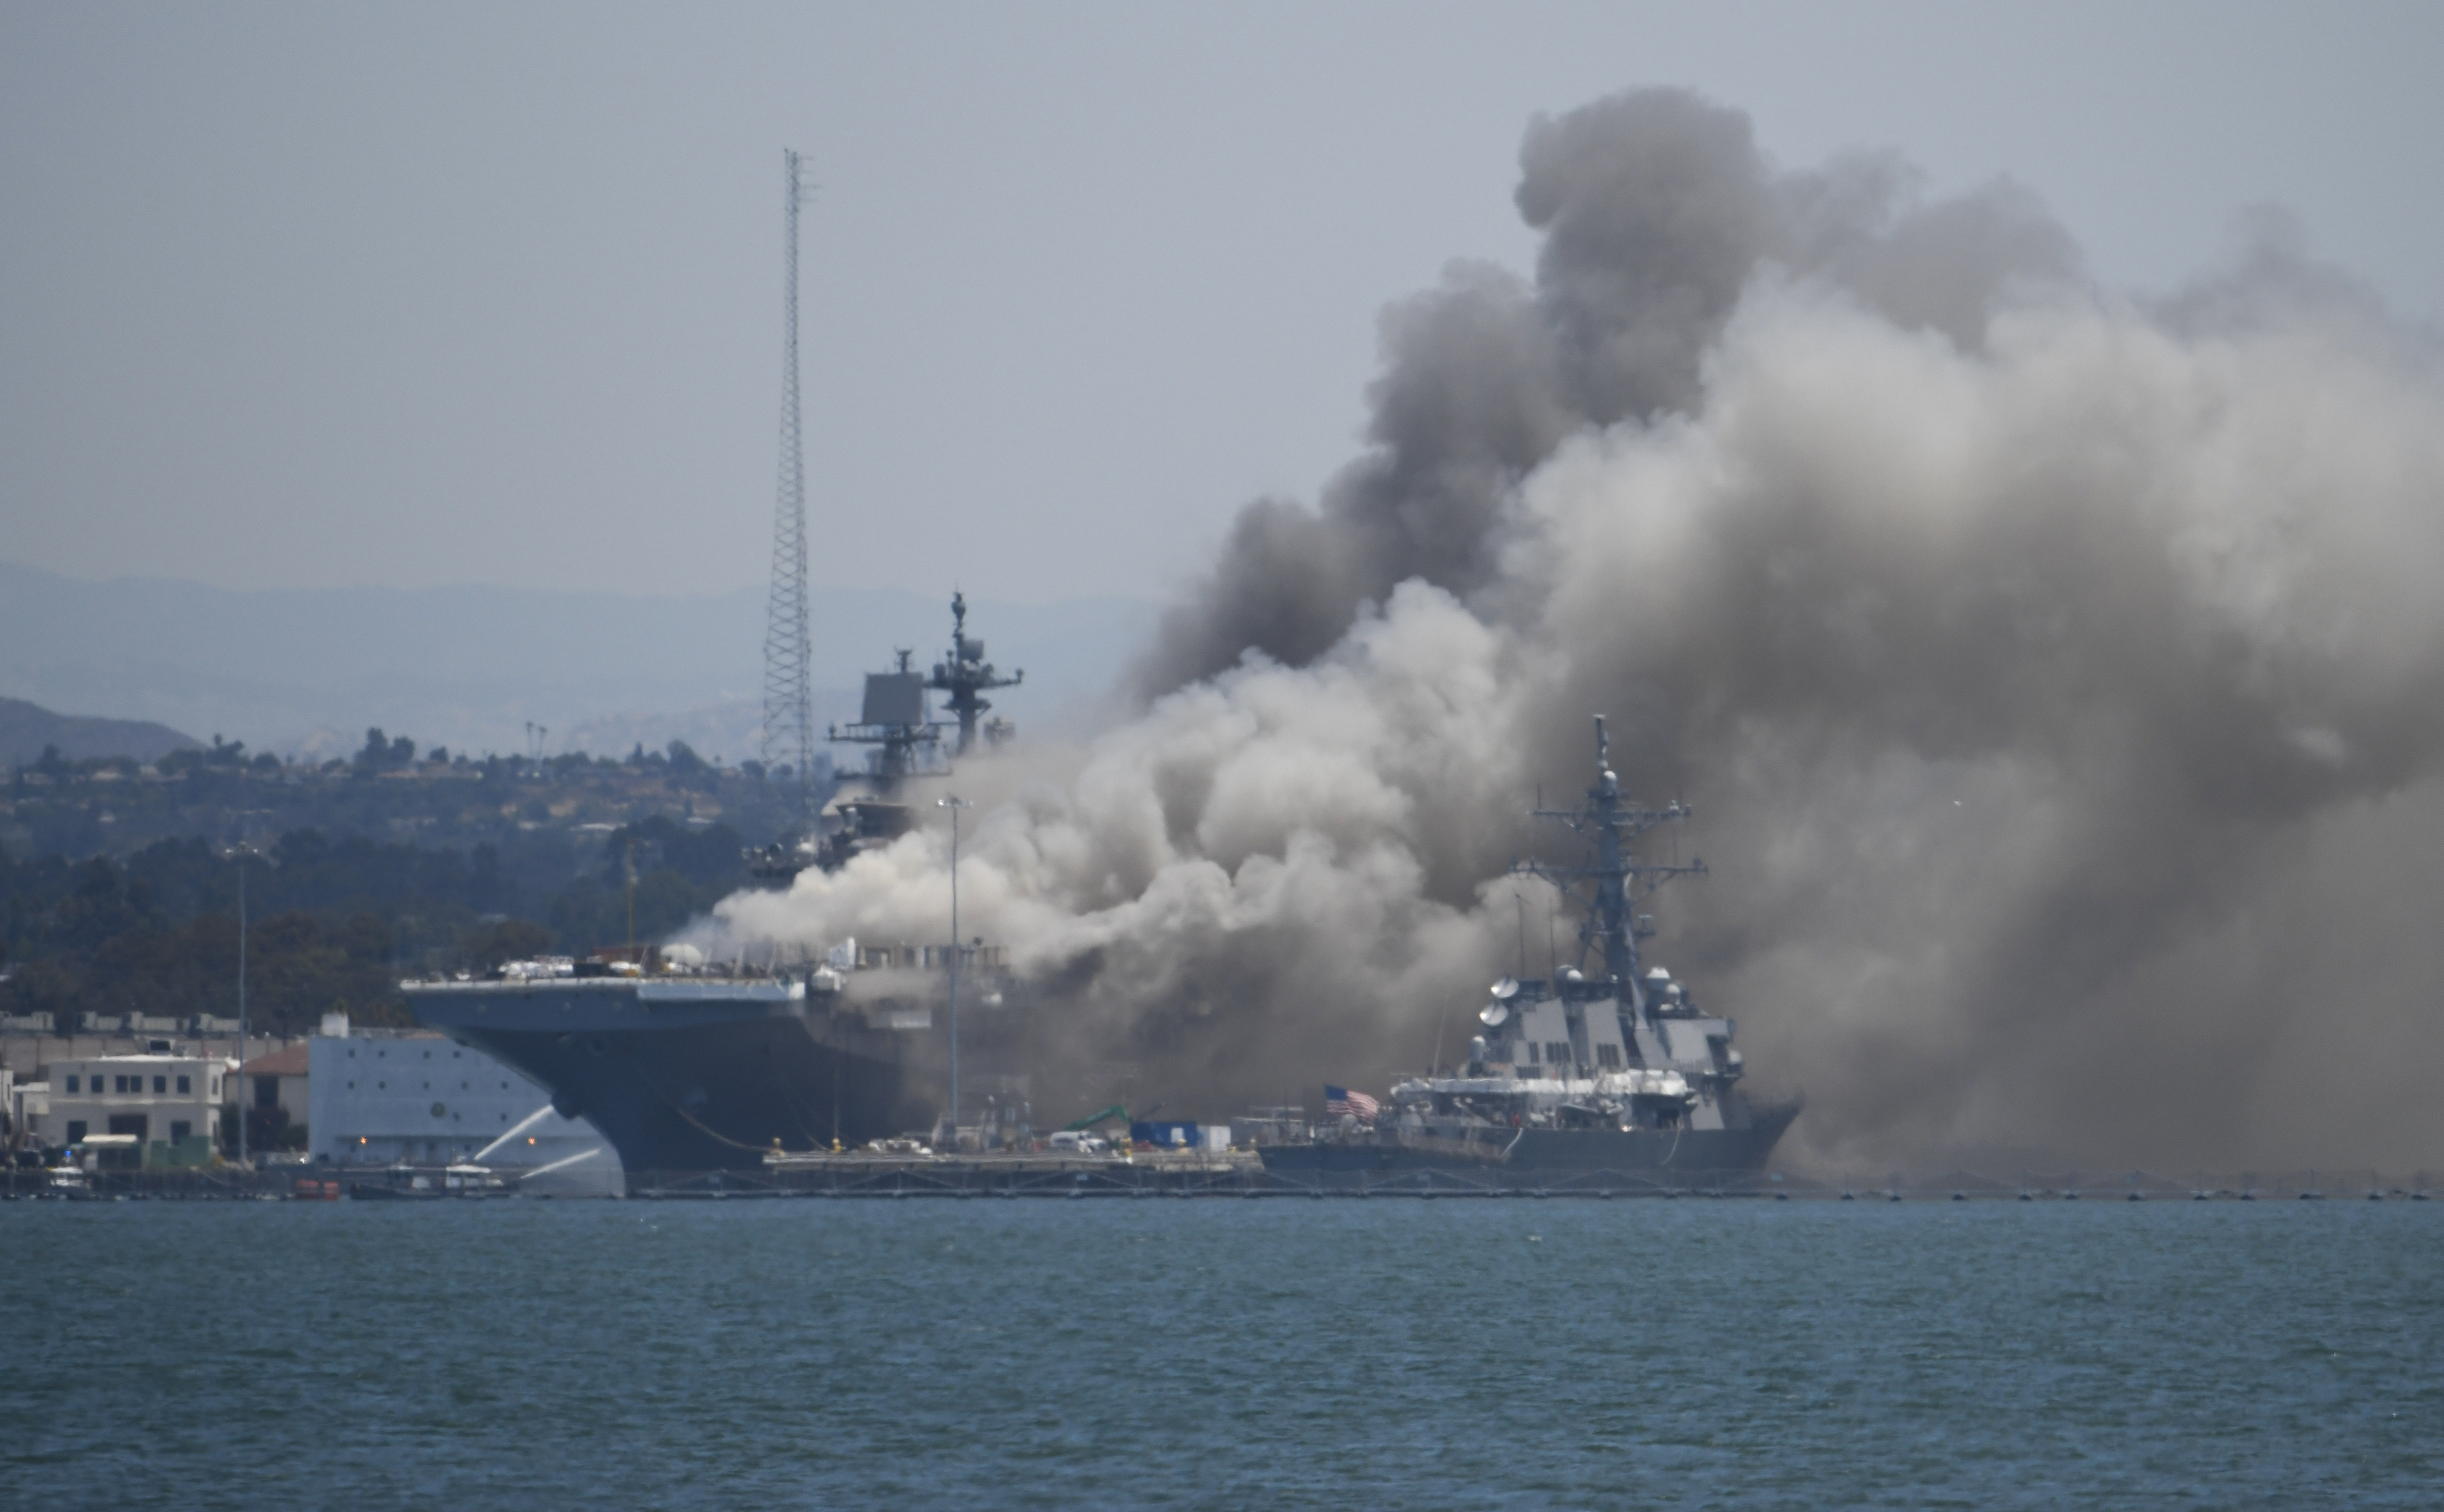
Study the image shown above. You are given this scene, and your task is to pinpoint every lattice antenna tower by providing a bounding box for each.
[761,148,818,820]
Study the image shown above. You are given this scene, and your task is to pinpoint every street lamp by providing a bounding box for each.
[937,794,972,1146]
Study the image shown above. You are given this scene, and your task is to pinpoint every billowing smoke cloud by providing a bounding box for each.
[700,89,2444,1170]
[1134,89,2080,693]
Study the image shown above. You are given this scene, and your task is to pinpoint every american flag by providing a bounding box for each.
[1325,1085,1380,1121]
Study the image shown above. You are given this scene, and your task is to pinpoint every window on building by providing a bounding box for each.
[66,1120,88,1142]
[256,1079,279,1110]
[1551,1042,1572,1068]
[1596,1044,1622,1069]
[153,1075,167,1094]
[114,1075,130,1094]
[176,1075,191,1094]
[64,1075,78,1093]
[170,1121,192,1142]
[1521,1042,1538,1064]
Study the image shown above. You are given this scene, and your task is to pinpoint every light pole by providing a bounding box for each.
[220,843,256,1168]
[938,794,971,1145]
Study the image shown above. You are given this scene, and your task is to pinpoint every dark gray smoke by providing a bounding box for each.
[1135,88,2082,696]
[704,89,2444,1170]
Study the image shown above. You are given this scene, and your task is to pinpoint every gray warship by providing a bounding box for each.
[410,600,1025,1176]
[1261,717,1798,1180]
[405,967,918,1174]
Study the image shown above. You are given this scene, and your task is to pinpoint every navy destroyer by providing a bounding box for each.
[1261,717,1798,1179]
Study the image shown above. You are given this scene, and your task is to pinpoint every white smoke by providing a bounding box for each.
[695,90,2444,1170]
[706,585,1534,1100]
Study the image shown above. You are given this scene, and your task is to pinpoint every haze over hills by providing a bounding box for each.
[0,561,1153,762]
[0,695,198,769]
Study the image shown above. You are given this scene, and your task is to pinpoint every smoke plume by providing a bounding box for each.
[702,89,2444,1170]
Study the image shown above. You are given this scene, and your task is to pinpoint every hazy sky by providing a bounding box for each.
[3,2,2437,604]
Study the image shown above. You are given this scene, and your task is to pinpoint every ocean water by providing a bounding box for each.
[5,1198,2438,1509]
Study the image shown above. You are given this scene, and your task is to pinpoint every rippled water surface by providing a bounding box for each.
[6,1198,2439,1508]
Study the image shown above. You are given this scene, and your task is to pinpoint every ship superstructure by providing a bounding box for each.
[829,648,949,793]
[928,591,1020,755]
[747,595,1019,883]
[1262,717,1797,1177]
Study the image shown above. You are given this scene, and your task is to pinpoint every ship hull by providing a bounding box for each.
[1260,1101,1799,1183]
[409,982,909,1178]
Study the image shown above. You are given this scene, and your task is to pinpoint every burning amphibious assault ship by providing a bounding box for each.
[1261,717,1800,1178]
[406,598,1015,1174]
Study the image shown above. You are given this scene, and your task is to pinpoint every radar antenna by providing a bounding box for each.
[1512,715,1705,990]
[926,591,1023,754]
[828,648,948,793]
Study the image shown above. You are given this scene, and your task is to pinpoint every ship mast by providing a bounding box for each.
[925,592,1022,755]
[1516,715,1705,994]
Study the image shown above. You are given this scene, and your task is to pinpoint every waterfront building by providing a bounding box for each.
[1,1066,23,1147]
[237,1042,311,1127]
[8,1078,45,1152]
[39,1053,232,1166]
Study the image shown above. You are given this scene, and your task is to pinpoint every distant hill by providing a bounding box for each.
[0,561,1155,760]
[0,695,199,769]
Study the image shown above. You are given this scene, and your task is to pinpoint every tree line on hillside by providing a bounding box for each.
[6,723,820,871]
[18,726,755,782]
[0,815,754,1037]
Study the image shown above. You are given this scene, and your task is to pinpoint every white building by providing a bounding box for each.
[41,1053,232,1166]
[308,1024,611,1183]
[9,1079,46,1153]
[2,1067,33,1150]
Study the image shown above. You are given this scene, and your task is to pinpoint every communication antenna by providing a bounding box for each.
[761,148,819,821]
